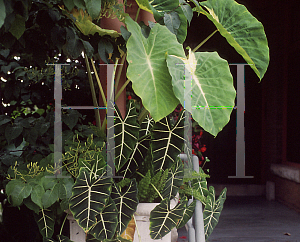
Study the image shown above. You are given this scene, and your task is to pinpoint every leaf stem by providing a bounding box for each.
[84,53,102,130]
[115,53,127,92]
[135,7,140,22]
[115,79,130,101]
[192,29,218,53]
[91,58,107,106]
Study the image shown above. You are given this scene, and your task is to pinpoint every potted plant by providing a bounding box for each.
[1,0,269,241]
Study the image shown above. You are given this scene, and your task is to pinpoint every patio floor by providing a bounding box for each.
[177,196,300,242]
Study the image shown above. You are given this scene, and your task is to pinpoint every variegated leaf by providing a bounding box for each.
[151,110,186,173]
[111,179,138,235]
[117,134,150,178]
[203,186,227,240]
[107,100,140,172]
[161,157,184,201]
[150,197,187,239]
[69,168,112,232]
[35,208,55,238]
[89,197,118,241]
[176,200,196,229]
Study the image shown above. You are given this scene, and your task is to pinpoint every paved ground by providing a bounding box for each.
[177,196,300,242]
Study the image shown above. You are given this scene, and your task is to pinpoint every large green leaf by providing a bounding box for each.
[176,200,196,229]
[125,16,185,122]
[167,50,236,137]
[203,186,227,240]
[110,179,138,235]
[150,196,187,239]
[89,197,118,241]
[35,208,55,238]
[69,167,112,232]
[151,110,186,173]
[196,0,269,80]
[161,157,184,201]
[6,179,32,206]
[107,100,140,172]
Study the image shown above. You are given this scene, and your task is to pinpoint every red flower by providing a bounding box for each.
[200,145,206,153]
[192,149,196,155]
[128,95,132,100]
[92,120,96,126]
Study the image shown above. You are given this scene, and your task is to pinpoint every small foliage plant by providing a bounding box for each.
[0,0,269,241]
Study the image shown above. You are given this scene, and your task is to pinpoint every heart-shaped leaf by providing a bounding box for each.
[125,16,185,122]
[42,183,59,209]
[167,50,236,136]
[196,0,269,80]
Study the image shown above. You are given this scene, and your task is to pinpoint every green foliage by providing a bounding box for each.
[0,0,270,241]
[137,170,151,201]
[63,134,106,178]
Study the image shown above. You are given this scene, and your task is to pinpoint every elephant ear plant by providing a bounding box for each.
[3,0,269,241]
